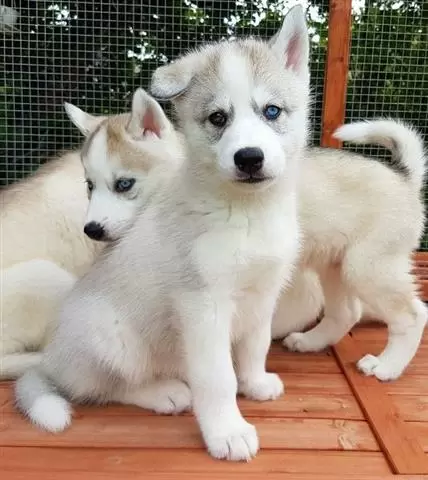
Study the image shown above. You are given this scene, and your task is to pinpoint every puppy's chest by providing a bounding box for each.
[192,211,295,286]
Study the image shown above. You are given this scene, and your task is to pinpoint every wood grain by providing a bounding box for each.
[320,0,352,148]
[0,415,378,451]
[333,334,428,474]
[0,448,390,475]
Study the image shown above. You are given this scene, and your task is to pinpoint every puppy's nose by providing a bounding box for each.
[84,221,105,241]
[234,147,264,175]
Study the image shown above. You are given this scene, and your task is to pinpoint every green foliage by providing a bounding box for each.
[0,0,426,194]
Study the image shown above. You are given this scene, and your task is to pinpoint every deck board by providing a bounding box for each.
[1,326,428,478]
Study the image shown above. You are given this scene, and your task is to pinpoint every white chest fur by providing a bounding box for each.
[191,198,300,291]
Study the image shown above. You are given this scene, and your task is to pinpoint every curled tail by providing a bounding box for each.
[15,368,72,432]
[334,119,426,191]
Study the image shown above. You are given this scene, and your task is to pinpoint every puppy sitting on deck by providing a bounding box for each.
[15,6,310,461]
[1,89,182,379]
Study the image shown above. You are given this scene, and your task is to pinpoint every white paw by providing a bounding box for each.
[152,380,192,415]
[239,373,284,401]
[205,420,259,461]
[283,332,319,352]
[357,354,403,381]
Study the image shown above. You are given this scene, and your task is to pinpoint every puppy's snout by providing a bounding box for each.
[234,147,264,175]
[84,221,105,241]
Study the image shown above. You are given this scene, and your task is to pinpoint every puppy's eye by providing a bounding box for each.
[115,178,135,193]
[86,180,94,192]
[208,111,228,128]
[263,105,282,121]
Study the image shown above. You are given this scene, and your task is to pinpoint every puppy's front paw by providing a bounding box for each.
[204,419,259,461]
[239,373,284,401]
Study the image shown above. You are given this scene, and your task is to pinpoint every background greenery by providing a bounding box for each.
[1,0,427,241]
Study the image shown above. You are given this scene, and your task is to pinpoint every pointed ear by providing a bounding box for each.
[269,5,310,81]
[64,102,107,137]
[126,88,172,139]
[150,52,200,101]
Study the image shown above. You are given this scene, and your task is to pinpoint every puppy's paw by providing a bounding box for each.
[239,373,284,401]
[152,379,192,414]
[357,354,403,381]
[204,419,259,461]
[282,332,321,352]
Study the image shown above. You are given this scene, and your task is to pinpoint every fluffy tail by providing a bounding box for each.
[15,368,72,432]
[334,119,426,191]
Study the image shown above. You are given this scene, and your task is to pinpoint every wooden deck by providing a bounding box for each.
[1,325,428,480]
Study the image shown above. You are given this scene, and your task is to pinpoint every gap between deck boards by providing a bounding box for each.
[333,333,428,475]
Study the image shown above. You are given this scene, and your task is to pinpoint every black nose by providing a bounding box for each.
[234,147,264,175]
[84,221,105,241]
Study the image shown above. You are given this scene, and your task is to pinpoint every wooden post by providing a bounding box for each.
[321,0,353,148]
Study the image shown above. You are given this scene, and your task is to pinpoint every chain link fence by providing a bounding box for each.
[1,0,427,245]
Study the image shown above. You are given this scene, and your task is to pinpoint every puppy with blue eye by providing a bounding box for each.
[64,94,184,243]
[1,88,184,379]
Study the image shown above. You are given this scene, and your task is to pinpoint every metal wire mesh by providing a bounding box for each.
[0,0,327,186]
[1,1,427,246]
[346,0,428,248]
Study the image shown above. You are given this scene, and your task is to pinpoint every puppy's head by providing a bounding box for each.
[150,5,310,191]
[64,88,183,242]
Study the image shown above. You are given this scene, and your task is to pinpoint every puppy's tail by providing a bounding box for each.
[334,119,426,191]
[15,368,72,432]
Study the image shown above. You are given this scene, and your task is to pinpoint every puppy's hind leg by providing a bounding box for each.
[345,252,426,381]
[111,378,192,415]
[283,266,361,352]
[271,268,324,340]
[357,295,426,381]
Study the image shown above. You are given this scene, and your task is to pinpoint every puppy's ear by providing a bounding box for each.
[269,5,310,81]
[150,52,200,101]
[64,102,106,137]
[126,88,172,139]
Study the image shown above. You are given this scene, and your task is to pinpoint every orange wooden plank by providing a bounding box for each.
[333,334,428,474]
[239,393,362,419]
[320,0,352,148]
[412,252,428,300]
[386,376,428,396]
[1,473,426,480]
[412,422,428,451]
[0,415,378,451]
[394,396,428,422]
[280,373,352,394]
[0,448,391,475]
[267,343,340,373]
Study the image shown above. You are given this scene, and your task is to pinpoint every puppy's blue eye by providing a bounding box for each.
[263,105,282,120]
[115,178,135,193]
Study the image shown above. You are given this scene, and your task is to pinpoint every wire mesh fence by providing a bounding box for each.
[0,0,328,185]
[1,0,427,246]
[344,0,428,248]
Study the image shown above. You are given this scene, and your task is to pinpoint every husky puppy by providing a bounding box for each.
[15,6,310,462]
[272,119,427,381]
[1,88,182,378]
